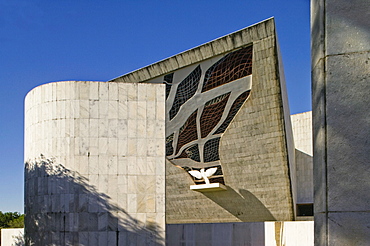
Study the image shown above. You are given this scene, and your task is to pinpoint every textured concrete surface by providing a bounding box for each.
[24,81,166,245]
[22,16,320,245]
[166,221,313,246]
[143,18,295,223]
[218,29,294,221]
[311,0,370,245]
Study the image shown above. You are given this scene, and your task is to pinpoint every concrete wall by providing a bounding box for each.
[291,112,313,205]
[166,20,294,223]
[1,228,24,246]
[311,0,370,245]
[125,18,295,223]
[166,221,313,246]
[24,81,165,245]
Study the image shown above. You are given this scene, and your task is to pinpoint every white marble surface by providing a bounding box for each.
[291,112,313,156]
[166,221,313,246]
[24,81,166,245]
[1,228,24,246]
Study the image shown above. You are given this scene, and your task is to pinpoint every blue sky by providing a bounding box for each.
[0,0,310,213]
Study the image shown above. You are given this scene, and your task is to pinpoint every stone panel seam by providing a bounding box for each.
[325,50,370,57]
[313,50,370,73]
[326,211,370,213]
[323,1,329,245]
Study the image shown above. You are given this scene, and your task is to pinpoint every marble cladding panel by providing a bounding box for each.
[166,222,313,246]
[24,81,166,245]
[291,112,313,156]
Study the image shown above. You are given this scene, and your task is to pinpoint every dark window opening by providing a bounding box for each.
[296,203,314,216]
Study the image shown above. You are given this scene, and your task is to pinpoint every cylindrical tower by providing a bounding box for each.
[24,81,165,245]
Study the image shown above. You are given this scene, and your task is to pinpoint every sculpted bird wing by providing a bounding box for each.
[205,167,217,177]
[188,170,202,179]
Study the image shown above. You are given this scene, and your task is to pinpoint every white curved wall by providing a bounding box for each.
[24,81,165,245]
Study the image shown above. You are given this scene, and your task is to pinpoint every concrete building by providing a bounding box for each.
[311,0,370,245]
[24,18,314,245]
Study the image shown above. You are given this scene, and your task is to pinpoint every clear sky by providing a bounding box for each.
[0,0,310,213]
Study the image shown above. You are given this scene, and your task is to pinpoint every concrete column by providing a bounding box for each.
[311,0,370,245]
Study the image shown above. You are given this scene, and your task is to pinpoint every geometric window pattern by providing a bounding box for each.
[176,144,201,162]
[203,137,221,163]
[164,46,253,184]
[214,90,250,134]
[164,73,174,99]
[202,45,253,92]
[200,92,230,138]
[176,110,198,153]
[169,65,201,120]
[166,133,174,156]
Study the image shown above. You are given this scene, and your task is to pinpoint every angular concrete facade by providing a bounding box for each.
[311,0,370,245]
[24,18,316,245]
[24,82,165,245]
[112,18,296,223]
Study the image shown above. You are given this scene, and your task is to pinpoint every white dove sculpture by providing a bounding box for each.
[188,167,218,185]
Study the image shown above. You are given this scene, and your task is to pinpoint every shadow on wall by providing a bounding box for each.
[295,149,313,165]
[312,1,370,244]
[12,233,25,246]
[2,230,25,246]
[203,186,275,222]
[295,149,313,196]
[24,156,163,246]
